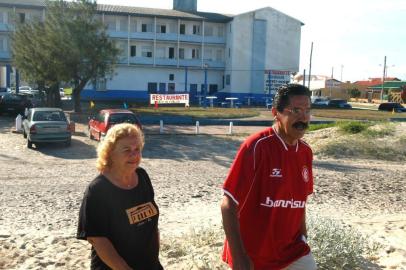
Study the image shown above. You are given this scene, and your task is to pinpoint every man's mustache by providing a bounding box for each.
[292,121,309,130]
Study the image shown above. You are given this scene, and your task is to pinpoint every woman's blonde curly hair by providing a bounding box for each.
[96,123,144,172]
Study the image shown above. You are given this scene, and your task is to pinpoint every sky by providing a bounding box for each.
[97,0,406,82]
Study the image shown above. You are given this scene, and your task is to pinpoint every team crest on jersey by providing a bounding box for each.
[302,166,310,182]
[270,168,282,178]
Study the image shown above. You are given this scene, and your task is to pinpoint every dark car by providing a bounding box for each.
[378,102,406,113]
[88,109,142,141]
[327,99,352,109]
[0,93,33,115]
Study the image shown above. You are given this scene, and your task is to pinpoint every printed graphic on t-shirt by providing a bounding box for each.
[126,202,158,225]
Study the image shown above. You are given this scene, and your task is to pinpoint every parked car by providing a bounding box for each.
[327,99,352,109]
[22,108,72,149]
[88,109,142,141]
[19,86,33,93]
[0,93,33,115]
[378,102,406,112]
[311,97,329,107]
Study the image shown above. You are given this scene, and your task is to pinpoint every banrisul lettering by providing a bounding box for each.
[260,197,305,208]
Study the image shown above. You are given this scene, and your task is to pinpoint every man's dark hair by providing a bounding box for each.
[272,83,311,112]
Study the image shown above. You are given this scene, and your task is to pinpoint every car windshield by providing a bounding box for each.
[109,113,138,124]
[33,111,66,121]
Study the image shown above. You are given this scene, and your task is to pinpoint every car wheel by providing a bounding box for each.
[88,127,94,140]
[23,130,27,139]
[65,138,71,147]
[27,139,33,149]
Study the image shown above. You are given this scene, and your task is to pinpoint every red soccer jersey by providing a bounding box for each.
[222,127,313,270]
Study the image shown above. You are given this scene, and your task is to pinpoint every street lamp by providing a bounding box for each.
[203,63,208,109]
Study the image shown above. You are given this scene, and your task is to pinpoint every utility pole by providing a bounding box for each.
[381,56,386,101]
[303,69,306,87]
[330,66,334,97]
[308,42,313,90]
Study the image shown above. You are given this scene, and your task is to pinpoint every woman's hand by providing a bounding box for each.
[87,237,133,270]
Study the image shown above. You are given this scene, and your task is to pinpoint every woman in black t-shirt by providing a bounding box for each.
[77,123,163,270]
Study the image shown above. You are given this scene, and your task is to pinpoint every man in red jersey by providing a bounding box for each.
[221,84,317,270]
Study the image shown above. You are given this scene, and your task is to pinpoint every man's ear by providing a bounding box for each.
[271,107,278,120]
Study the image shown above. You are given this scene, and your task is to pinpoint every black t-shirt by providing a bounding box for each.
[77,167,163,270]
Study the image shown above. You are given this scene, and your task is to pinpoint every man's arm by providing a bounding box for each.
[87,237,133,270]
[221,195,254,270]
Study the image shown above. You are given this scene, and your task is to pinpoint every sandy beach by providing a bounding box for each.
[0,116,405,269]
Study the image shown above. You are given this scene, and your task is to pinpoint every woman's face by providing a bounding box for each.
[110,135,142,172]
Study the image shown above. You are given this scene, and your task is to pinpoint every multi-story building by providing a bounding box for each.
[0,0,303,105]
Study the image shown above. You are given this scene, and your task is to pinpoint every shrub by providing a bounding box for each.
[308,216,380,270]
[308,122,336,132]
[338,121,370,134]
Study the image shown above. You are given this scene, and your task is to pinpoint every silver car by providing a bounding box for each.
[22,108,72,149]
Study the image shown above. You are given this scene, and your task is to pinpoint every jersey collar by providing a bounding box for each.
[272,127,299,152]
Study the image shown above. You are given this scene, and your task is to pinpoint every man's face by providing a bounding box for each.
[272,95,311,144]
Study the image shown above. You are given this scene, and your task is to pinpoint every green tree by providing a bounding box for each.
[11,0,119,112]
[347,88,361,99]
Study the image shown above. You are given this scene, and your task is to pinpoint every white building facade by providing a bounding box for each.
[0,0,303,105]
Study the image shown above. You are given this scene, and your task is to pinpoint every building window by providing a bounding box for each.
[204,48,212,60]
[169,74,174,81]
[192,48,200,59]
[0,12,4,24]
[216,49,223,61]
[209,84,218,95]
[217,26,224,37]
[105,16,116,31]
[141,46,152,57]
[228,48,231,58]
[19,13,25,23]
[148,82,157,94]
[156,24,166,33]
[130,19,137,32]
[168,47,175,59]
[156,47,165,58]
[118,17,128,31]
[96,78,107,91]
[226,75,230,85]
[190,84,197,93]
[130,46,136,57]
[178,48,185,59]
[179,24,185,34]
[168,83,175,93]
[193,25,200,35]
[141,23,154,33]
[204,25,213,36]
[0,37,6,52]
[159,83,166,93]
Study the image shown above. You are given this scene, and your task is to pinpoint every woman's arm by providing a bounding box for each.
[87,237,133,270]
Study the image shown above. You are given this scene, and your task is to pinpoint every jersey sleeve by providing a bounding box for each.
[77,185,109,240]
[222,142,256,206]
[307,151,314,195]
